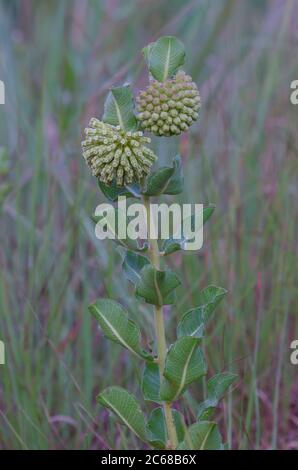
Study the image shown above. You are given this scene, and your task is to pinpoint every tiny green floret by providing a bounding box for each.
[82,119,157,186]
[136,71,200,136]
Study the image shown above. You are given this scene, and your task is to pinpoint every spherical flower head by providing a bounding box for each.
[81,119,157,186]
[136,70,200,137]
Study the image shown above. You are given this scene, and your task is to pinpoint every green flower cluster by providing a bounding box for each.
[136,71,200,136]
[82,119,157,186]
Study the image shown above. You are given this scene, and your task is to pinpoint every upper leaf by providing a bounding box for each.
[163,155,184,195]
[177,285,228,339]
[177,307,205,339]
[178,421,223,450]
[122,250,150,285]
[142,155,183,196]
[97,386,147,443]
[89,298,152,361]
[142,166,175,197]
[143,36,186,82]
[136,265,181,306]
[146,407,185,449]
[160,337,207,402]
[196,285,227,320]
[98,180,141,202]
[162,204,215,256]
[197,372,237,420]
[102,85,137,131]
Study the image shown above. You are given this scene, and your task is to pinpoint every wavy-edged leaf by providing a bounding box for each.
[98,180,141,201]
[208,372,237,400]
[97,386,147,442]
[122,251,150,285]
[142,166,175,197]
[142,155,183,196]
[163,155,184,195]
[160,337,207,402]
[177,286,227,339]
[197,372,237,420]
[89,299,152,361]
[141,362,161,403]
[162,205,214,256]
[196,285,227,321]
[146,407,185,449]
[136,265,181,306]
[178,421,222,450]
[103,85,137,131]
[144,36,185,82]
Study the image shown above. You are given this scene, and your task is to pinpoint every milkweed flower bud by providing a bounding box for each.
[81,119,157,186]
[136,71,200,136]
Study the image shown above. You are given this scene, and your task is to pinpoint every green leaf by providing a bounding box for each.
[196,285,227,320]
[208,372,237,400]
[142,155,183,196]
[98,180,141,201]
[102,85,137,131]
[178,421,222,450]
[146,407,185,449]
[202,203,215,225]
[97,386,147,442]
[162,205,215,256]
[160,337,207,402]
[197,372,237,420]
[144,36,185,82]
[136,265,181,306]
[142,167,175,197]
[141,362,161,403]
[177,307,205,339]
[163,155,184,195]
[89,299,152,361]
[177,286,227,339]
[122,251,150,285]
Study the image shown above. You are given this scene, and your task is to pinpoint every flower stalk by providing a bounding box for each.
[143,194,178,449]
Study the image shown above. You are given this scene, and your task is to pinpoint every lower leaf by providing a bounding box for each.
[146,407,185,449]
[160,337,207,402]
[97,386,147,443]
[178,421,222,450]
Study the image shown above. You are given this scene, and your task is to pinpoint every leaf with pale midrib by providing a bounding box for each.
[162,205,216,256]
[122,251,150,285]
[146,407,185,449]
[178,421,222,450]
[197,372,237,420]
[144,36,185,82]
[141,362,161,403]
[103,85,137,131]
[160,337,207,402]
[177,285,228,339]
[97,386,147,443]
[135,265,181,306]
[89,298,152,361]
[142,155,183,196]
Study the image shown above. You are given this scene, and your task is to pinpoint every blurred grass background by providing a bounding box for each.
[0,0,297,450]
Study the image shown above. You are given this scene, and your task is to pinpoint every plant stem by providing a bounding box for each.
[142,195,178,449]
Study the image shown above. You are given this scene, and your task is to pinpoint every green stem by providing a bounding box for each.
[143,195,178,450]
